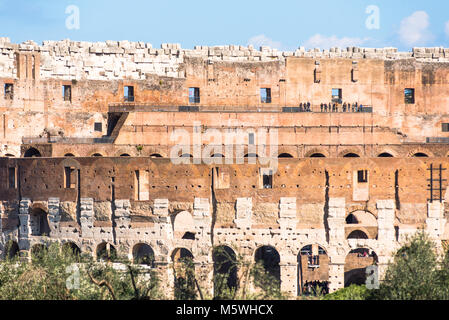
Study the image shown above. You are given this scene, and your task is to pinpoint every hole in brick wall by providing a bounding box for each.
[124,86,135,102]
[189,87,200,103]
[4,83,13,100]
[63,85,72,102]
[357,170,368,183]
[404,88,415,104]
[260,88,271,103]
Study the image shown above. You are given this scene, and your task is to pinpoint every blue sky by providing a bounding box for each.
[1,0,449,51]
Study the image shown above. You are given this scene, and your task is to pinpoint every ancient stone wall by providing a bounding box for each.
[0,157,448,296]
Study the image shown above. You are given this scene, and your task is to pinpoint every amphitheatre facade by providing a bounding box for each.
[1,37,449,297]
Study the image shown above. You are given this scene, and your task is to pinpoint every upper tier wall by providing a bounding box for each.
[1,37,449,80]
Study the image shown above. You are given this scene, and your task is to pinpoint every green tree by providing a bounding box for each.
[371,232,440,300]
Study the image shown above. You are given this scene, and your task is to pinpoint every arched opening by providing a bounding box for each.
[180,154,193,158]
[24,148,41,158]
[173,211,195,239]
[3,154,15,158]
[347,230,369,239]
[150,154,163,158]
[4,240,19,259]
[344,153,360,158]
[213,246,238,299]
[96,242,117,262]
[378,153,393,158]
[298,245,329,296]
[172,248,196,300]
[30,208,51,236]
[278,153,293,158]
[62,242,81,257]
[413,153,428,158]
[31,244,48,259]
[64,153,75,157]
[346,214,359,224]
[211,153,224,158]
[120,154,130,157]
[132,243,155,266]
[309,153,326,158]
[254,246,281,288]
[91,153,103,157]
[344,248,378,287]
[244,153,259,158]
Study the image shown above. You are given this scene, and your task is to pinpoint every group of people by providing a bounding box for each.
[295,102,366,113]
[298,102,312,112]
[302,281,329,296]
[320,102,364,113]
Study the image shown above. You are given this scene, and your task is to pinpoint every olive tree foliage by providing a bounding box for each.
[0,241,162,300]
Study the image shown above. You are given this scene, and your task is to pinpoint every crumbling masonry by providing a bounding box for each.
[1,38,449,297]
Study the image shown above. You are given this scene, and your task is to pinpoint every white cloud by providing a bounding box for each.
[303,34,369,49]
[398,11,434,46]
[247,34,282,50]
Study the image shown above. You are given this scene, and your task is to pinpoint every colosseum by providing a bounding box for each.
[1,37,449,298]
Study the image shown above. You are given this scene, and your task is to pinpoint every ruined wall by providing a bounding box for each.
[0,156,447,296]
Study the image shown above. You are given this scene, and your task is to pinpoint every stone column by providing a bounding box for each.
[278,197,296,230]
[327,198,346,244]
[0,202,3,235]
[328,262,345,293]
[327,198,346,293]
[377,199,396,242]
[280,253,298,297]
[234,198,252,229]
[154,199,172,239]
[193,197,211,232]
[426,201,446,240]
[80,198,94,238]
[47,198,61,233]
[18,198,31,250]
[114,199,131,238]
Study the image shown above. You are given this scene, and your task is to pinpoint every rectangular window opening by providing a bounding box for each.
[404,88,415,104]
[8,167,16,189]
[124,86,135,102]
[63,85,72,102]
[260,88,271,104]
[94,122,102,132]
[263,170,273,189]
[64,167,75,189]
[443,123,449,132]
[4,83,13,100]
[189,87,200,104]
[332,88,342,104]
[249,133,255,145]
[357,170,368,183]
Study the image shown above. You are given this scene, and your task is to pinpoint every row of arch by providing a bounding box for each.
[3,241,378,297]
[16,147,432,159]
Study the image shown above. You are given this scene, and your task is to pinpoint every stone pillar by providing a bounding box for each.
[18,199,31,250]
[377,200,396,242]
[154,199,172,239]
[80,198,94,237]
[114,200,131,236]
[280,253,297,297]
[426,201,446,240]
[328,262,345,293]
[195,256,214,299]
[278,197,296,230]
[327,198,346,293]
[193,198,211,238]
[234,198,252,229]
[47,198,61,233]
[327,198,346,244]
[0,202,3,235]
